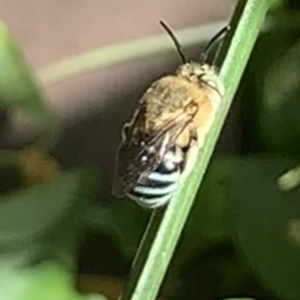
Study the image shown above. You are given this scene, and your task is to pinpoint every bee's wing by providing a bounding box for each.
[112,103,197,197]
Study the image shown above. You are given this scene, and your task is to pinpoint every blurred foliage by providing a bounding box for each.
[231,157,300,300]
[0,147,61,194]
[287,0,300,10]
[240,10,300,154]
[277,164,300,191]
[0,168,96,252]
[0,20,105,300]
[78,274,124,300]
[87,202,149,261]
[0,22,45,114]
[17,147,61,187]
[0,262,106,300]
[228,4,300,300]
[0,22,58,149]
[0,164,103,299]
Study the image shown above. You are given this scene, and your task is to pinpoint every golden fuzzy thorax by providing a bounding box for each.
[141,62,224,131]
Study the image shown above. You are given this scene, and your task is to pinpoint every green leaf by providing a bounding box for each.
[241,13,300,154]
[0,150,22,194]
[231,157,300,300]
[269,0,287,10]
[0,22,46,115]
[261,41,300,153]
[277,164,300,191]
[0,167,97,265]
[0,22,58,148]
[0,262,106,300]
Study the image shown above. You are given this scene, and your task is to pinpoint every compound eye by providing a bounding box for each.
[205,79,217,89]
[201,74,217,88]
[202,76,225,97]
[191,75,198,82]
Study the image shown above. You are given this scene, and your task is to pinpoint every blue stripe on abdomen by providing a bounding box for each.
[127,148,183,208]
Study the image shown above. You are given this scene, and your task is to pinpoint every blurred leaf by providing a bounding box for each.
[0,22,47,116]
[231,157,300,300]
[18,147,61,187]
[87,201,149,260]
[271,0,288,10]
[0,262,106,300]
[266,0,287,11]
[277,164,300,191]
[0,167,97,264]
[241,14,300,154]
[0,21,58,148]
[78,274,124,300]
[176,242,269,300]
[0,150,22,194]
[260,41,300,153]
[286,218,300,247]
[0,148,61,195]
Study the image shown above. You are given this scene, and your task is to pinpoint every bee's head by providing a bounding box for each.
[176,63,224,97]
[159,20,228,97]
[176,62,215,80]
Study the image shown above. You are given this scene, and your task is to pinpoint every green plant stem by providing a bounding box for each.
[120,209,165,298]
[120,0,272,300]
[38,22,226,85]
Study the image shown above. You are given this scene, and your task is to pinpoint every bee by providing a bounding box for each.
[112,21,229,209]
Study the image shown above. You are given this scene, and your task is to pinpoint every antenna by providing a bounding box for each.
[201,25,231,64]
[160,20,187,64]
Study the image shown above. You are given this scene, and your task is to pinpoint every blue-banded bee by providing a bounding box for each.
[112,21,228,209]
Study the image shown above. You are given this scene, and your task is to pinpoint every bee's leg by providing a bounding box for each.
[194,126,210,149]
[180,130,199,180]
[180,127,210,181]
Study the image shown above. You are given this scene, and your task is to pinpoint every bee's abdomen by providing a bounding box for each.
[127,149,183,209]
